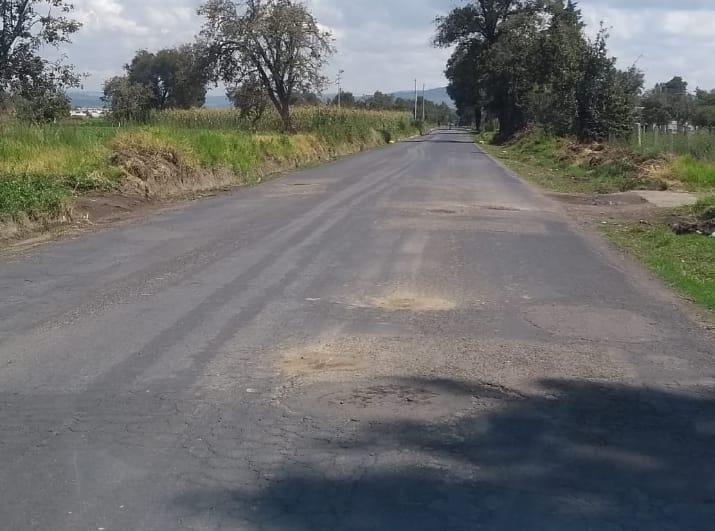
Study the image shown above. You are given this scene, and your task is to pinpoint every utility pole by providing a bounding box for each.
[421,84,426,122]
[336,69,344,109]
[414,79,418,121]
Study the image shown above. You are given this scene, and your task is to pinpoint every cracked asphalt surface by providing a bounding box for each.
[1,129,714,530]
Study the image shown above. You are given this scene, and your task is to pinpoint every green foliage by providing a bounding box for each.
[332,92,356,107]
[360,92,456,125]
[199,0,334,131]
[0,0,81,122]
[435,1,643,141]
[102,77,155,123]
[574,29,643,141]
[603,223,715,312]
[125,45,209,109]
[226,75,270,129]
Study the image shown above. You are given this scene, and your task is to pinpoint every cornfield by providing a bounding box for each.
[151,106,417,141]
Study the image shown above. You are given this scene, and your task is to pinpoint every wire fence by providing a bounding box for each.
[620,124,715,161]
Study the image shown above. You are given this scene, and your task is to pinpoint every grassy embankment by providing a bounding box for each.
[0,107,420,229]
[475,129,715,313]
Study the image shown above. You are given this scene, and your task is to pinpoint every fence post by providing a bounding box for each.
[635,122,642,147]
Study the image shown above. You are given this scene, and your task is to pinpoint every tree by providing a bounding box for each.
[199,0,334,132]
[444,41,482,127]
[364,91,395,110]
[102,76,154,123]
[125,45,210,110]
[226,74,269,129]
[435,0,642,141]
[435,0,539,139]
[574,28,643,141]
[332,91,355,107]
[0,0,82,121]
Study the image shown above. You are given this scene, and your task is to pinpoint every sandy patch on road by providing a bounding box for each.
[369,294,456,312]
[281,347,366,377]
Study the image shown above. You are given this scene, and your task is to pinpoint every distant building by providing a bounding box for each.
[70,107,107,118]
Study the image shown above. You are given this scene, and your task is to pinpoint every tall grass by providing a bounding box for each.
[0,122,120,188]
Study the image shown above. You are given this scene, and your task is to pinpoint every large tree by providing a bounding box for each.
[125,45,210,110]
[435,0,642,142]
[434,0,535,139]
[199,0,334,132]
[0,0,81,120]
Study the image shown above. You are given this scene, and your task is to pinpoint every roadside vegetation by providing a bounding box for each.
[0,108,419,224]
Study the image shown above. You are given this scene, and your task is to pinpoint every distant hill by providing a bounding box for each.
[390,87,454,108]
[68,91,103,108]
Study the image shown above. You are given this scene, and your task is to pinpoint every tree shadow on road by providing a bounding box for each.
[174,376,715,530]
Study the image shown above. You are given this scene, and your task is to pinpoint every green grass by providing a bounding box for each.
[693,195,715,221]
[672,156,715,190]
[476,130,715,194]
[0,108,419,223]
[603,222,715,313]
[0,176,69,220]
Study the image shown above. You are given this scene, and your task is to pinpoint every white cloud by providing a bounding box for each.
[56,0,715,94]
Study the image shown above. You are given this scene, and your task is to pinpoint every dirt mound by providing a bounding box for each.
[562,141,671,190]
[110,134,240,199]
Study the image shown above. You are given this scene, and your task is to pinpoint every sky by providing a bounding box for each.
[62,0,715,95]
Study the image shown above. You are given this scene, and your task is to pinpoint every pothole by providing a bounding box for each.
[298,381,477,420]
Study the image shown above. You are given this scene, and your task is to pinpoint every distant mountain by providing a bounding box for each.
[68,91,103,108]
[204,94,232,108]
[390,87,454,108]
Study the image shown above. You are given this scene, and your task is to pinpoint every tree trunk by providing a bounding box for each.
[279,101,294,133]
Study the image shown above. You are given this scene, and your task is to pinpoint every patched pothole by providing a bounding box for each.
[482,205,522,212]
[281,349,364,377]
[523,304,665,342]
[369,294,456,312]
[427,208,457,215]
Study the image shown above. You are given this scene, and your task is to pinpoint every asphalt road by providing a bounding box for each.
[1,129,714,530]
